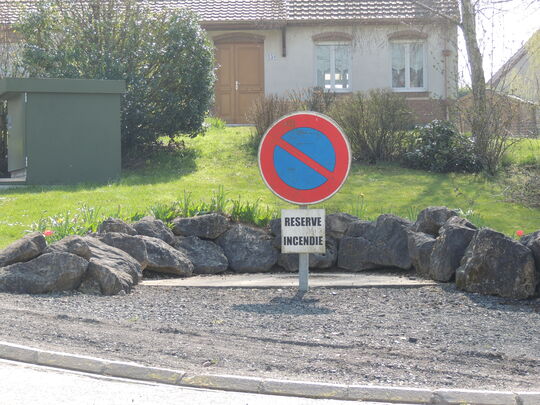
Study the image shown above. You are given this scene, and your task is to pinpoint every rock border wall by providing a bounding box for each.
[0,207,538,299]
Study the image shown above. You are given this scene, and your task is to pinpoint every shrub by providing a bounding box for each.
[403,120,482,173]
[247,93,294,152]
[288,87,336,114]
[504,166,540,208]
[17,0,215,154]
[247,87,336,153]
[328,89,413,162]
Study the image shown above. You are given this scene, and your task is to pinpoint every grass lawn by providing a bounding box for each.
[504,137,540,167]
[0,126,539,248]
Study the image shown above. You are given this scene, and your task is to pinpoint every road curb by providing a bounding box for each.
[0,340,537,404]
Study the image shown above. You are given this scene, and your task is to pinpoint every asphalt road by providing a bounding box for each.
[0,359,400,405]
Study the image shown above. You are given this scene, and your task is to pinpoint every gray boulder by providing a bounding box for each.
[44,235,91,260]
[133,216,174,245]
[98,218,137,236]
[521,231,540,273]
[137,236,193,276]
[413,206,458,236]
[94,232,149,270]
[429,217,477,282]
[278,237,338,272]
[0,252,88,294]
[456,229,537,299]
[407,231,436,278]
[0,232,47,267]
[217,224,278,273]
[344,220,375,237]
[174,236,228,274]
[269,219,282,250]
[326,213,359,239]
[272,235,281,250]
[171,213,229,240]
[79,237,142,296]
[269,218,281,237]
[338,214,413,271]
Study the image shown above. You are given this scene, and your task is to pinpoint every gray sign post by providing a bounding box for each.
[258,112,351,294]
[281,207,326,292]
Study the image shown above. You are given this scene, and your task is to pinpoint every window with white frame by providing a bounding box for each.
[391,41,426,91]
[315,43,351,91]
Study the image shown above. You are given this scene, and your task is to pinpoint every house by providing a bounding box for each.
[487,29,540,137]
[490,29,540,105]
[0,0,459,124]
[455,90,539,138]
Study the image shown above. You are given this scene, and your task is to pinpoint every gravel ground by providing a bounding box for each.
[0,279,539,391]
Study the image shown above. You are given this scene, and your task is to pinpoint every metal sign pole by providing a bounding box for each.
[299,205,309,292]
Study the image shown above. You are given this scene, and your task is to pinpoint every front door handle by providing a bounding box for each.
[235,80,239,91]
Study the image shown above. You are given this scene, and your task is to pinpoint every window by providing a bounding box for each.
[315,43,351,91]
[391,42,426,90]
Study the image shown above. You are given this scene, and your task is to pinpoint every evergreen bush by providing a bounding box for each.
[17,0,215,154]
[403,120,482,173]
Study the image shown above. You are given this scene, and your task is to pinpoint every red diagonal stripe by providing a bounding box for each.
[276,138,335,181]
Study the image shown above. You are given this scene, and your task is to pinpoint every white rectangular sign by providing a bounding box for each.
[281,209,325,254]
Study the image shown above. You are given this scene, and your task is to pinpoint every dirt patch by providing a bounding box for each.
[0,281,539,390]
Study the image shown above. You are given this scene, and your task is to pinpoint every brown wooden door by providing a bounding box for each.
[215,42,264,124]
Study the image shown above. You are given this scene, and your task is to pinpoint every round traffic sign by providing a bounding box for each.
[258,112,351,205]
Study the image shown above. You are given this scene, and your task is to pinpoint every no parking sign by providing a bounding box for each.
[258,112,351,205]
[258,112,351,292]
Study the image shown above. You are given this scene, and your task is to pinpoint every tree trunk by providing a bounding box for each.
[460,0,488,156]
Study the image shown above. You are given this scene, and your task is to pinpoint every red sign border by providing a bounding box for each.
[258,111,351,205]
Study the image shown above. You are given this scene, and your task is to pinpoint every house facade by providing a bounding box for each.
[487,29,540,137]
[181,0,459,124]
[1,0,459,125]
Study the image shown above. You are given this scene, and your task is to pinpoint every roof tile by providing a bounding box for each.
[0,0,459,25]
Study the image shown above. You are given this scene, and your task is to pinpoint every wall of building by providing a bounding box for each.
[209,22,457,123]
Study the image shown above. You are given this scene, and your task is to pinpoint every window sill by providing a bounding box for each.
[392,88,428,93]
[323,89,352,93]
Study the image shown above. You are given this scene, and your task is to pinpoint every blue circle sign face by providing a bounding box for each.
[258,112,351,205]
[274,127,336,190]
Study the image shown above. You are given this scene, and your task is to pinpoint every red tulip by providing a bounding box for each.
[43,230,54,237]
[516,230,524,237]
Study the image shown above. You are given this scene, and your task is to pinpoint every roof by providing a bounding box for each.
[490,29,540,88]
[1,0,459,25]
[489,29,540,104]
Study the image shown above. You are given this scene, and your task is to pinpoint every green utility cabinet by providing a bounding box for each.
[0,78,125,185]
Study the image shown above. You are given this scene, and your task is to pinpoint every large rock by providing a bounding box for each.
[216,224,278,273]
[278,237,338,272]
[269,218,281,237]
[338,214,412,271]
[94,232,149,270]
[344,220,374,237]
[98,218,137,236]
[79,237,142,296]
[138,236,193,276]
[44,235,91,260]
[456,229,537,299]
[407,231,436,278]
[171,213,229,240]
[174,236,228,274]
[326,213,358,239]
[521,231,540,273]
[429,217,477,282]
[0,232,47,267]
[0,252,88,294]
[133,216,175,245]
[413,206,458,236]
